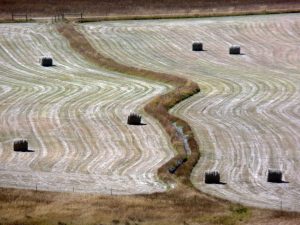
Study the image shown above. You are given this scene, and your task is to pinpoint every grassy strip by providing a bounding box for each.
[57,23,200,185]
[144,86,200,185]
[0,186,259,225]
[76,8,300,23]
[1,6,299,24]
[0,18,35,23]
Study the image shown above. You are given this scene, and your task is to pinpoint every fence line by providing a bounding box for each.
[62,12,83,20]
[0,183,129,196]
[52,12,84,23]
[11,12,30,21]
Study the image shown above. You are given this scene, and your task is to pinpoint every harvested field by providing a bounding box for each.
[0,23,175,194]
[79,13,300,210]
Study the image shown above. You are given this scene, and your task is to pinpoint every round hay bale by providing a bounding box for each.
[127,113,142,125]
[267,169,282,183]
[40,57,53,67]
[229,45,240,55]
[205,171,220,184]
[14,140,28,152]
[192,42,203,51]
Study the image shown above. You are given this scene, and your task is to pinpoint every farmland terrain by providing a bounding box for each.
[0,23,174,194]
[79,13,300,211]
[0,7,300,224]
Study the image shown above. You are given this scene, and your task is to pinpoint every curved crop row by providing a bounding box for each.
[57,23,200,185]
[0,23,174,194]
[79,14,300,211]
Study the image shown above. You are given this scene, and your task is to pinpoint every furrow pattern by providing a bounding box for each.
[80,13,300,210]
[0,23,174,194]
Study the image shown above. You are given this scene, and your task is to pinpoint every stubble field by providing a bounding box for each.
[0,23,174,194]
[0,13,300,225]
[79,13,300,211]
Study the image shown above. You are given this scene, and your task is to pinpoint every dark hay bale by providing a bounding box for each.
[205,171,220,184]
[168,166,177,174]
[176,157,188,166]
[127,113,142,125]
[267,169,282,183]
[192,42,203,51]
[40,57,53,67]
[14,140,28,152]
[229,45,240,54]
[169,158,187,174]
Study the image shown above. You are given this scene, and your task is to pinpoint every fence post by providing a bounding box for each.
[35,184,37,192]
[11,12,14,21]
[26,14,28,22]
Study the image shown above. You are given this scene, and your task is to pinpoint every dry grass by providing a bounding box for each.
[1,186,300,225]
[0,186,243,225]
[0,0,300,18]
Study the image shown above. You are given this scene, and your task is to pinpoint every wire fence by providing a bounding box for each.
[0,183,131,195]
[11,12,31,21]
[52,12,84,23]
